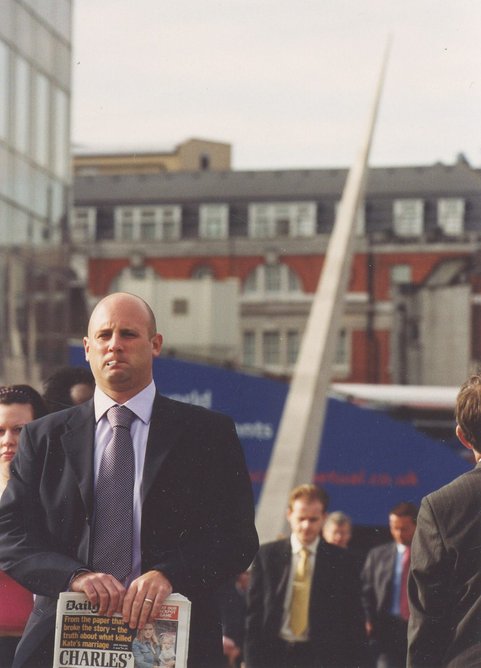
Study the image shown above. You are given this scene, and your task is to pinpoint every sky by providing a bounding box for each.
[72,1,481,170]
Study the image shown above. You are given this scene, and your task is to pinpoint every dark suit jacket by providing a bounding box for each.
[361,541,398,624]
[0,394,259,668]
[244,537,368,668]
[407,464,481,667]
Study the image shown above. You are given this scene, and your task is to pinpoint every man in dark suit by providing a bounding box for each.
[407,374,481,667]
[361,501,418,668]
[0,292,258,668]
[244,484,367,668]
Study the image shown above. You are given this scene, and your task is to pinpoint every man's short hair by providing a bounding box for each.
[288,484,329,511]
[455,374,481,453]
[324,510,352,529]
[389,501,418,523]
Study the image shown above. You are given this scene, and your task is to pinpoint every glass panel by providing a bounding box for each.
[0,144,10,197]
[0,42,8,140]
[140,208,157,222]
[14,56,30,154]
[13,154,32,209]
[163,221,178,240]
[438,198,464,236]
[52,87,69,178]
[287,330,299,365]
[391,264,412,285]
[243,331,256,366]
[265,265,281,292]
[32,169,49,218]
[263,331,280,365]
[121,222,134,241]
[33,72,50,167]
[287,268,301,292]
[9,208,30,244]
[140,222,156,240]
[393,199,423,237]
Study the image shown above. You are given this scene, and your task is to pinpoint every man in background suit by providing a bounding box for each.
[0,292,258,668]
[407,374,481,667]
[361,501,418,668]
[244,484,367,668]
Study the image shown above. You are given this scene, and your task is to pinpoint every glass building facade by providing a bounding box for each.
[0,0,72,244]
[0,0,73,381]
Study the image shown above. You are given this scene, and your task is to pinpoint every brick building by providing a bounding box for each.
[71,153,481,386]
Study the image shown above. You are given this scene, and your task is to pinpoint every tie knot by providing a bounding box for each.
[107,405,135,430]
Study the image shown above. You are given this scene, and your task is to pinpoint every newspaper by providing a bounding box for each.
[53,592,191,668]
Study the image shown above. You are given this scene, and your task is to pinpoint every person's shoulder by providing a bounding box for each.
[365,540,395,560]
[155,392,234,426]
[27,401,93,433]
[317,538,356,567]
[256,537,290,558]
[425,464,481,506]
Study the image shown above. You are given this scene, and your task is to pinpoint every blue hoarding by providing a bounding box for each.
[69,347,471,525]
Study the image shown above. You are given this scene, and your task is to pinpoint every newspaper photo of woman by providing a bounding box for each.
[132,623,161,668]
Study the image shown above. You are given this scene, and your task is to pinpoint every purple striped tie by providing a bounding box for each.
[92,405,135,581]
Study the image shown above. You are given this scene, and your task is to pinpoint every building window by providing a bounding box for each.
[393,199,423,237]
[287,330,300,365]
[0,42,8,141]
[172,298,188,315]
[391,264,412,285]
[71,207,97,242]
[199,204,229,239]
[200,153,210,170]
[14,55,30,155]
[243,331,256,367]
[242,263,302,297]
[437,198,464,236]
[264,264,282,292]
[191,265,215,279]
[263,331,280,365]
[114,206,181,241]
[248,202,316,238]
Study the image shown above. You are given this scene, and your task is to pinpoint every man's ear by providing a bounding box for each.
[456,425,474,451]
[83,336,90,361]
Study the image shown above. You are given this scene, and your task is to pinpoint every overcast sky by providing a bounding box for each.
[72,1,481,170]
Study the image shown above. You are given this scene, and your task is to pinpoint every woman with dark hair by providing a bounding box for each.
[0,385,47,667]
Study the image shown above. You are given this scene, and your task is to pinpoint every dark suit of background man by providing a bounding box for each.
[408,374,481,667]
[361,501,418,668]
[244,484,368,668]
[0,292,259,668]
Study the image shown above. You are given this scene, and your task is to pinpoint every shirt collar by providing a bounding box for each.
[290,533,319,555]
[396,542,409,555]
[94,380,156,424]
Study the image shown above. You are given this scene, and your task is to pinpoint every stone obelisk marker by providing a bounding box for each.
[256,46,390,543]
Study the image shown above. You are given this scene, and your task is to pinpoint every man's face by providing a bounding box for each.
[323,522,352,549]
[287,498,327,547]
[83,294,162,400]
[389,514,416,546]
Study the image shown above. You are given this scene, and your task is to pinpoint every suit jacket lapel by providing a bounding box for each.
[273,539,292,602]
[60,400,95,517]
[141,394,186,502]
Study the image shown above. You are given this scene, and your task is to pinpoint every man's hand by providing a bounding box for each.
[122,570,173,629]
[70,571,126,617]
